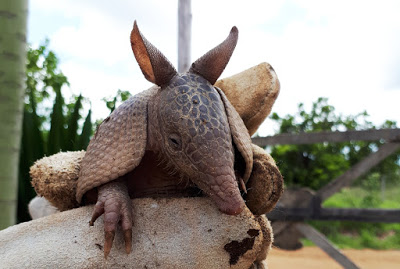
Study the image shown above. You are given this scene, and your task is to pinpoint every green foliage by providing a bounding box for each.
[65,94,83,151]
[271,98,400,249]
[18,42,94,222]
[47,88,65,155]
[308,185,400,249]
[78,109,92,150]
[102,89,132,113]
[301,185,400,249]
[303,222,400,250]
[270,97,400,189]
[323,185,400,209]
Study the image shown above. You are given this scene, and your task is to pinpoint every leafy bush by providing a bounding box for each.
[269,97,400,190]
[18,42,93,222]
[269,98,400,249]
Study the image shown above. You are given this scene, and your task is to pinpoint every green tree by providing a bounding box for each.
[270,97,400,190]
[17,42,93,222]
[0,0,28,230]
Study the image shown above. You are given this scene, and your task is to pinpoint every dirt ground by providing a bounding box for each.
[267,247,400,269]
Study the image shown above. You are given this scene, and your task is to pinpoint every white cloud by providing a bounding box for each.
[253,0,400,134]
[59,60,153,121]
[29,0,400,136]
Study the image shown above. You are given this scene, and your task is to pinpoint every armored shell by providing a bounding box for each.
[76,22,254,206]
[76,88,253,203]
[76,87,158,202]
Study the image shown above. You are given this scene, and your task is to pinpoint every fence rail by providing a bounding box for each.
[252,128,400,146]
[268,207,400,223]
[255,128,400,269]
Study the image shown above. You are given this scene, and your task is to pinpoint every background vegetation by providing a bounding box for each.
[18,42,132,222]
[18,42,93,222]
[269,98,400,249]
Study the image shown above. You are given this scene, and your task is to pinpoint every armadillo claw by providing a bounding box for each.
[124,229,132,254]
[89,201,105,226]
[90,181,133,258]
[104,231,115,258]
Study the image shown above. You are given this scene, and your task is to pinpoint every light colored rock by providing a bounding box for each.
[28,196,59,219]
[30,151,85,211]
[215,62,280,136]
[0,197,272,269]
[272,188,314,250]
[245,144,283,215]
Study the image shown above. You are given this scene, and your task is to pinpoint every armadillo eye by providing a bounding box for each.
[168,134,182,150]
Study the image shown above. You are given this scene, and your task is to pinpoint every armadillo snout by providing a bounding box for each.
[218,198,245,215]
[207,174,245,216]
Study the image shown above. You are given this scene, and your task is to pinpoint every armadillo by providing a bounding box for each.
[76,21,255,258]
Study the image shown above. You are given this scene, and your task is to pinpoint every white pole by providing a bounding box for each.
[178,0,192,73]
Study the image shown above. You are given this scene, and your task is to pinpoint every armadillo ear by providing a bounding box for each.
[131,21,177,86]
[189,27,238,85]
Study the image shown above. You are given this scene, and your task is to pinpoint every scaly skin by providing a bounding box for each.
[89,181,133,258]
[147,73,245,215]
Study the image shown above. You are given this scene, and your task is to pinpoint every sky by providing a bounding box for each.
[28,0,400,136]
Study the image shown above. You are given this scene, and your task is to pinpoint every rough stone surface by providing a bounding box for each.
[30,151,85,210]
[215,62,280,136]
[28,196,59,219]
[0,197,272,269]
[245,144,284,215]
[271,188,315,250]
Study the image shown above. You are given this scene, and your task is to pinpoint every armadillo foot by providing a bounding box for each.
[89,181,133,258]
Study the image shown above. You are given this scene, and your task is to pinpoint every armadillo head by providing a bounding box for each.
[155,73,244,214]
[131,21,244,215]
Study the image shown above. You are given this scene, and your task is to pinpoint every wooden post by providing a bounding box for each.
[252,128,400,146]
[295,223,360,269]
[178,0,192,73]
[317,142,400,201]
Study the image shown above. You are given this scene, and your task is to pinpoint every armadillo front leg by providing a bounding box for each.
[89,181,133,258]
